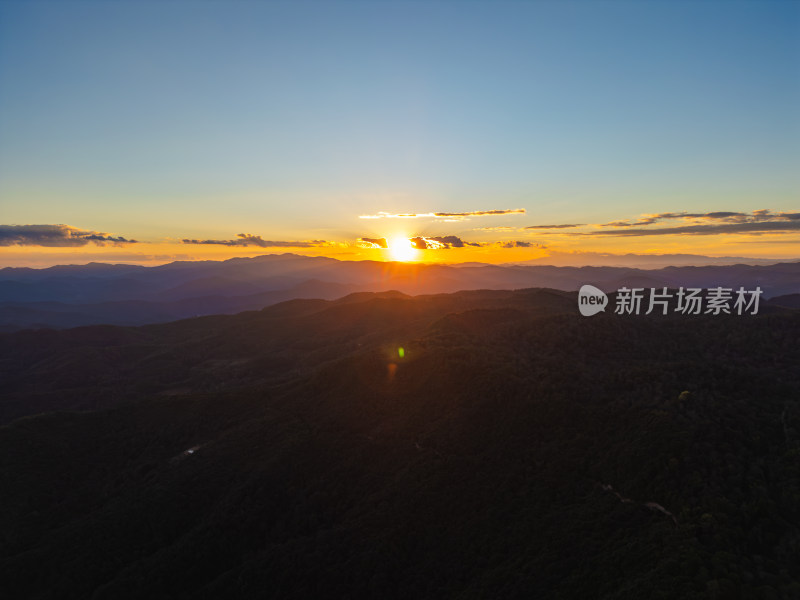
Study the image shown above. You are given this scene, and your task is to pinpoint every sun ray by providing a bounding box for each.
[388,236,417,262]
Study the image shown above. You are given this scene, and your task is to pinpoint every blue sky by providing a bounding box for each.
[0,0,798,266]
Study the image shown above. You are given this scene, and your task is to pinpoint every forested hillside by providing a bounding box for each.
[1,289,798,599]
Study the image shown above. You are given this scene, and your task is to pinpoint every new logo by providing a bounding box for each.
[578,284,608,316]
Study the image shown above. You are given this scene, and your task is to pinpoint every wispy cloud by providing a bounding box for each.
[0,224,138,247]
[359,212,424,220]
[600,220,636,228]
[600,210,798,228]
[525,223,585,229]
[496,240,536,248]
[435,209,526,217]
[182,234,332,247]
[359,208,525,221]
[470,209,799,241]
[587,220,800,237]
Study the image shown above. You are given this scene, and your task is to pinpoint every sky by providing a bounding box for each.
[0,0,798,267]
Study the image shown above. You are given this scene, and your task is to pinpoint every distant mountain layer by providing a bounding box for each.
[1,253,798,330]
[0,288,798,598]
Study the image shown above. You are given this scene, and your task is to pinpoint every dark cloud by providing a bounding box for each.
[409,237,433,250]
[405,236,541,250]
[635,212,701,225]
[525,223,585,229]
[428,235,482,248]
[82,234,134,243]
[498,240,534,248]
[406,236,481,250]
[182,239,240,246]
[182,234,329,248]
[0,224,138,247]
[600,221,635,227]
[585,220,800,237]
[600,210,799,228]
[601,212,681,227]
[428,235,464,248]
[358,237,388,249]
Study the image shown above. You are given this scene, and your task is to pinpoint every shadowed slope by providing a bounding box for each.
[0,290,798,598]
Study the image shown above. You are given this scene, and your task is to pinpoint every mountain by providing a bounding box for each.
[1,289,799,598]
[0,280,357,332]
[514,252,792,268]
[768,293,800,309]
[1,254,799,330]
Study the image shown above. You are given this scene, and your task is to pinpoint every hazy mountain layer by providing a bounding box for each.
[1,254,799,330]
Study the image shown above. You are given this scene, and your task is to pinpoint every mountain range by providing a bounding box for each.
[1,253,799,331]
[1,287,798,598]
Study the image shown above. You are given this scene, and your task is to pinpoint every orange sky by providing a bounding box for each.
[2,211,798,269]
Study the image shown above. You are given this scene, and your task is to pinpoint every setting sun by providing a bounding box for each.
[388,236,417,262]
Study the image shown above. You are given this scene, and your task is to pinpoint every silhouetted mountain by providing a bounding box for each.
[768,293,800,308]
[1,254,798,330]
[0,280,357,332]
[515,252,790,268]
[1,289,798,598]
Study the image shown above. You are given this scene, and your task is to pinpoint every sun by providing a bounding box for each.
[388,236,417,262]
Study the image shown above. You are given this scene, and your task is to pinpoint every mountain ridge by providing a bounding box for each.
[1,286,798,598]
[1,254,798,331]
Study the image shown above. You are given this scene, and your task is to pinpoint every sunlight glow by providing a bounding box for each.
[388,236,417,262]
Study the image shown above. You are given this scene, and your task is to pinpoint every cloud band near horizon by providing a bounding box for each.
[0,224,138,247]
[182,234,332,248]
[359,208,526,220]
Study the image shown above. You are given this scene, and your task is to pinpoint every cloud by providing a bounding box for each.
[405,235,482,250]
[525,223,585,229]
[404,235,541,250]
[0,224,138,247]
[359,208,525,220]
[429,235,482,248]
[599,210,798,228]
[357,237,388,249]
[635,211,749,226]
[182,234,331,247]
[435,209,526,217]
[410,236,446,250]
[584,220,800,237]
[493,240,541,248]
[600,221,635,228]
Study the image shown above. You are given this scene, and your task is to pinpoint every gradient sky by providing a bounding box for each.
[0,0,798,267]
